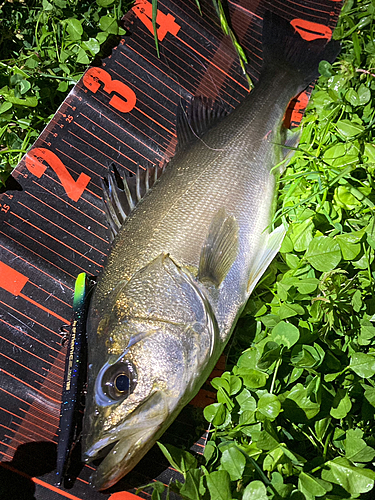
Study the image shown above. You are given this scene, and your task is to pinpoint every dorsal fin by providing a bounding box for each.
[101,164,163,240]
[176,96,227,151]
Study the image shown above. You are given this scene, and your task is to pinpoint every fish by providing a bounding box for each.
[80,11,340,490]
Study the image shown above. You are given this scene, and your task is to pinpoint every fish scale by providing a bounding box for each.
[81,11,341,490]
[95,89,279,339]
[96,71,297,291]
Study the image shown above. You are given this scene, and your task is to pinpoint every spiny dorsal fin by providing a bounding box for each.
[176,96,227,152]
[101,164,163,240]
[198,208,239,287]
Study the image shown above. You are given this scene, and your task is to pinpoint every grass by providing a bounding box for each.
[2,0,375,498]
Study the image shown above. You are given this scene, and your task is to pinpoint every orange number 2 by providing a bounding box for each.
[83,68,136,113]
[25,148,91,202]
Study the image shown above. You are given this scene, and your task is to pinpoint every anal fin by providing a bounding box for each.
[281,127,301,169]
[272,126,302,175]
[198,208,239,287]
[247,224,286,294]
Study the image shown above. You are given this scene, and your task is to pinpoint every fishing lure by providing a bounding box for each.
[56,273,95,486]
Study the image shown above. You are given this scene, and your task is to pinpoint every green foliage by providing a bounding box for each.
[145,0,375,498]
[209,0,251,88]
[0,0,127,179]
[3,0,375,498]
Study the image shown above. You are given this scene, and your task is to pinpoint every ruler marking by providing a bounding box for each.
[67,128,136,173]
[12,212,103,268]
[114,59,176,106]
[19,293,69,324]
[25,190,109,246]
[135,105,176,137]
[74,121,139,165]
[60,137,108,170]
[4,221,93,276]
[1,227,78,280]
[0,351,58,387]
[28,279,72,309]
[0,242,74,292]
[18,201,108,259]
[3,425,50,444]
[84,99,164,161]
[176,34,248,91]
[31,177,107,226]
[89,91,169,152]
[81,111,156,166]
[1,369,61,404]
[0,297,62,339]
[118,51,180,99]
[129,39,193,97]
[0,333,61,370]
[0,404,25,420]
[0,318,61,355]
[132,24,244,104]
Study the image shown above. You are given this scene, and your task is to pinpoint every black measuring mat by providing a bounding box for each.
[0,1,343,498]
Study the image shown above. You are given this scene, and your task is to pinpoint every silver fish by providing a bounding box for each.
[81,11,340,490]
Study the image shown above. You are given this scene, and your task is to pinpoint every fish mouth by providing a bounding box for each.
[82,391,169,490]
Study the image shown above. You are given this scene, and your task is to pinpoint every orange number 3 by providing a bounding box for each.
[83,68,136,113]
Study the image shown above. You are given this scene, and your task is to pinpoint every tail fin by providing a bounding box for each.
[262,11,340,87]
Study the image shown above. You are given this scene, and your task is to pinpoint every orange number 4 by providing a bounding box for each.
[132,0,180,41]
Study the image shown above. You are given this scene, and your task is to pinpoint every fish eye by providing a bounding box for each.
[102,361,137,401]
[115,374,130,393]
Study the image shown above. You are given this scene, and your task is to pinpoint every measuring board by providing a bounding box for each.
[0,0,343,498]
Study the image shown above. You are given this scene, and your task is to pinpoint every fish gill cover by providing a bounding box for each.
[0,1,342,499]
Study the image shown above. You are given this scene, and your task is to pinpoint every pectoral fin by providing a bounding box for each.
[247,224,286,294]
[198,208,239,287]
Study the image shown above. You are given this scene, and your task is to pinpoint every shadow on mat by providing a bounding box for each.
[0,441,56,500]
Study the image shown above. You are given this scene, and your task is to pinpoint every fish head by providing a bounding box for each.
[82,253,218,490]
